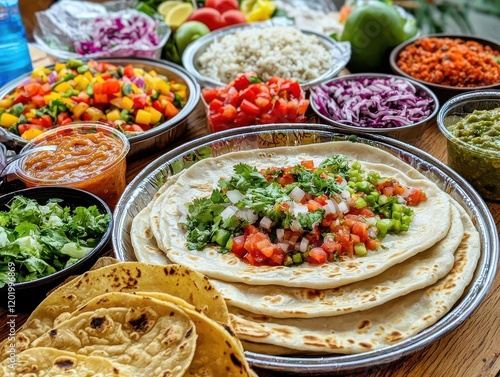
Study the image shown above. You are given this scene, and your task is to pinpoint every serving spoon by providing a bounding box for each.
[0,145,58,180]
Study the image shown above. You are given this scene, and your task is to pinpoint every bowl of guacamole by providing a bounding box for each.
[438,90,500,201]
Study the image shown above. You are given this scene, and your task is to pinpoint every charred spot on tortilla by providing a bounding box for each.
[55,357,75,369]
[90,316,107,330]
[230,353,244,368]
[359,342,373,349]
[127,313,152,333]
[185,326,194,338]
[358,320,370,329]
[49,329,58,338]
[222,324,236,337]
[385,331,404,343]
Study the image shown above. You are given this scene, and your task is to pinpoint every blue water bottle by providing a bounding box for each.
[0,0,33,88]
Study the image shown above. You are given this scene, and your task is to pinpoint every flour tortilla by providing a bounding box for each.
[1,347,130,377]
[131,199,461,319]
[213,204,462,318]
[229,204,480,353]
[157,141,452,289]
[31,295,197,376]
[0,263,229,362]
[73,292,255,377]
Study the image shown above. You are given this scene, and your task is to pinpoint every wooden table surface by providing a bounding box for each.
[1,46,499,377]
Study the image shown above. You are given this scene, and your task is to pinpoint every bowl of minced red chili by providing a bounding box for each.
[390,34,500,101]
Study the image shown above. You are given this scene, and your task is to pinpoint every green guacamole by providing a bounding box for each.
[446,106,500,201]
[448,107,500,151]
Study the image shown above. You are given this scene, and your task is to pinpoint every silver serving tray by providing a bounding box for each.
[182,19,351,89]
[113,124,498,375]
[0,58,200,158]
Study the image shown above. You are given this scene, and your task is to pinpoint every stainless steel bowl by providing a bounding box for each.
[0,58,200,158]
[112,123,497,375]
[309,73,440,144]
[182,20,351,90]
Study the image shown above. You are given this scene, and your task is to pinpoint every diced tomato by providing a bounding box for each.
[406,188,427,206]
[280,80,301,99]
[24,82,42,97]
[209,98,224,112]
[152,100,164,113]
[57,112,71,125]
[231,235,247,258]
[93,93,109,105]
[131,94,147,109]
[269,249,285,265]
[366,238,381,251]
[13,93,30,104]
[40,115,53,128]
[243,225,259,235]
[383,186,394,197]
[301,160,314,169]
[31,95,45,108]
[123,64,134,78]
[38,83,51,95]
[321,240,342,254]
[93,82,103,95]
[351,221,369,241]
[238,87,257,104]
[123,124,144,132]
[233,74,251,91]
[18,124,43,135]
[102,78,120,94]
[307,199,322,212]
[222,104,237,120]
[164,101,179,119]
[307,247,327,264]
[202,89,220,104]
[277,173,294,187]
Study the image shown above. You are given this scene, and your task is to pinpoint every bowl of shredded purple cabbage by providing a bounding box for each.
[34,7,170,61]
[310,73,439,144]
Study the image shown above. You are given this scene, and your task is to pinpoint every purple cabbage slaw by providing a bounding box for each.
[312,76,435,128]
[74,12,162,58]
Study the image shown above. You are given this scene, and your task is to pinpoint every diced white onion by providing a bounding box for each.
[289,186,306,203]
[366,217,377,227]
[324,234,335,243]
[278,242,289,252]
[226,190,245,204]
[276,228,285,241]
[290,219,302,232]
[293,203,309,216]
[299,237,310,252]
[237,209,258,223]
[397,196,406,204]
[402,187,411,198]
[368,227,378,238]
[339,178,347,187]
[338,201,349,213]
[260,216,273,230]
[220,206,237,221]
[324,199,338,215]
[341,190,351,199]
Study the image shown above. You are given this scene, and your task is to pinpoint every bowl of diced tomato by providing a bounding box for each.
[0,57,200,157]
[202,72,311,133]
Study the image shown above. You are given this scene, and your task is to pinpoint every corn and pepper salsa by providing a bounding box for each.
[0,59,188,140]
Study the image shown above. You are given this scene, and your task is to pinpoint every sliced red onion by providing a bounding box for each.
[312,76,434,128]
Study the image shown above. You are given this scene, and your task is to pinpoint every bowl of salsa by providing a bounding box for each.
[437,90,500,201]
[14,123,130,209]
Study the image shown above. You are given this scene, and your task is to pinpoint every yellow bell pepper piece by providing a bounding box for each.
[135,109,152,125]
[106,109,122,122]
[121,96,134,110]
[146,106,162,124]
[0,99,13,109]
[83,71,93,82]
[95,75,105,84]
[61,98,76,110]
[144,74,157,90]
[55,63,66,72]
[21,128,44,140]
[72,102,89,119]
[44,92,61,105]
[157,79,171,95]
[54,81,72,93]
[241,0,276,22]
[0,113,19,128]
[148,70,158,77]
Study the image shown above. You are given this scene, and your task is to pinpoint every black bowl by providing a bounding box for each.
[0,186,112,311]
[389,34,500,102]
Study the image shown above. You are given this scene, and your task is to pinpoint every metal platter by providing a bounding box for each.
[113,123,498,374]
[182,19,351,89]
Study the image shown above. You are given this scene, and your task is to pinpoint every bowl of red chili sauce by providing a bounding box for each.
[389,34,500,101]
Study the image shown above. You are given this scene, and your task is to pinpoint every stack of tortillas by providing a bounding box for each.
[129,141,480,355]
[0,260,257,376]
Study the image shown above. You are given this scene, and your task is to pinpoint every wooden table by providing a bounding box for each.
[1,47,499,377]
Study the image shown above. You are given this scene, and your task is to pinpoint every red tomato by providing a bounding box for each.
[351,221,368,241]
[123,65,134,78]
[240,99,260,116]
[24,82,41,97]
[187,8,225,31]
[205,0,238,14]
[102,78,120,94]
[406,188,427,205]
[18,124,43,135]
[221,9,247,26]
[123,124,144,132]
[57,112,71,125]
[31,95,45,108]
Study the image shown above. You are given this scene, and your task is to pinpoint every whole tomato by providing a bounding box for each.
[187,8,226,31]
[205,0,239,14]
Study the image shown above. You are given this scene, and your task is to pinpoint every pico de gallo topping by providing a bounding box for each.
[182,155,427,267]
[0,59,188,140]
[202,72,310,133]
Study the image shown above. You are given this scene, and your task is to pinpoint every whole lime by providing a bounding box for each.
[340,2,417,72]
[174,21,211,56]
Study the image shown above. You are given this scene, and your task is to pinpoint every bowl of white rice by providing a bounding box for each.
[182,20,351,90]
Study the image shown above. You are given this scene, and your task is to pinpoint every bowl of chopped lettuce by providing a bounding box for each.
[0,186,112,309]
